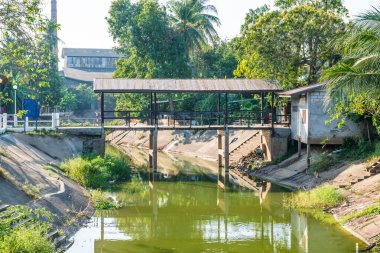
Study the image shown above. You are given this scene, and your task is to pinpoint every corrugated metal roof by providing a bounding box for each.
[62,68,114,82]
[278,83,324,97]
[93,79,283,93]
[62,48,119,58]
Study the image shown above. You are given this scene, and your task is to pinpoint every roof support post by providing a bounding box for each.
[271,92,275,130]
[218,93,221,126]
[150,93,153,125]
[261,92,265,126]
[154,92,157,126]
[100,92,104,126]
[224,93,228,127]
[224,127,229,188]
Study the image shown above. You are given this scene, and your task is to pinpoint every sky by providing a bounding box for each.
[42,0,379,56]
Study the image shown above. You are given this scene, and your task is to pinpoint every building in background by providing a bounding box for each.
[61,48,119,88]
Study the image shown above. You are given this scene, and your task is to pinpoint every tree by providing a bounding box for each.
[322,6,380,133]
[235,1,346,89]
[167,0,220,61]
[108,0,192,113]
[0,0,63,110]
[108,0,190,79]
[192,40,238,78]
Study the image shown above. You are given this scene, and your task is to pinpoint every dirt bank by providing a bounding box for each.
[0,133,95,247]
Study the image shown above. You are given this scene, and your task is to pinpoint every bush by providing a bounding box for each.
[0,225,54,253]
[91,190,118,210]
[61,152,131,189]
[309,153,337,174]
[285,185,345,209]
[0,206,54,253]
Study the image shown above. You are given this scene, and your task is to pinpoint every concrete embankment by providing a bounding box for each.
[253,152,380,246]
[0,133,95,247]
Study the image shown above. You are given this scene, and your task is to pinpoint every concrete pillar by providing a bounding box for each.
[2,113,7,130]
[307,143,311,170]
[25,117,28,130]
[218,132,223,182]
[99,129,106,157]
[217,129,229,188]
[149,128,158,185]
[298,136,302,158]
[224,128,229,187]
[51,113,57,130]
[14,115,18,127]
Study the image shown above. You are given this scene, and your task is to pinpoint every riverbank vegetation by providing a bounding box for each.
[285,185,345,209]
[60,145,133,210]
[60,151,131,189]
[0,206,55,253]
[340,202,380,224]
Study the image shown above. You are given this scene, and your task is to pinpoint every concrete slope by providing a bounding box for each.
[0,133,94,234]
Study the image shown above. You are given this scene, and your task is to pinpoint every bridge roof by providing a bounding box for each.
[93,78,282,94]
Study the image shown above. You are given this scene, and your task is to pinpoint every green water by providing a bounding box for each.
[68,180,363,253]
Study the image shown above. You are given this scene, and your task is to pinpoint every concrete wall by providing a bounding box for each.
[291,90,364,145]
[261,128,290,162]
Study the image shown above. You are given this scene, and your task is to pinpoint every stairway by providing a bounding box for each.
[339,159,380,188]
[229,132,260,165]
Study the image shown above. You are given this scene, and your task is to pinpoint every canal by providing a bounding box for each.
[67,150,363,253]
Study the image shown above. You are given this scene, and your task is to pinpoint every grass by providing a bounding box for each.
[338,137,380,161]
[340,202,380,224]
[308,153,338,174]
[25,129,62,138]
[60,151,131,189]
[284,185,345,209]
[90,190,118,210]
[42,165,59,174]
[371,240,380,253]
[0,206,54,253]
[0,225,54,253]
[22,183,41,199]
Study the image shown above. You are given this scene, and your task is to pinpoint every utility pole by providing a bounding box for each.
[51,0,58,59]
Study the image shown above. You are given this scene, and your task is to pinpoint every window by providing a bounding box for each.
[301,109,307,124]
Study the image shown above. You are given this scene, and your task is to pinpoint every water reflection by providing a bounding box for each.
[68,181,362,253]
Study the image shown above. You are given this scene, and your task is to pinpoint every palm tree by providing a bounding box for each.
[323,6,380,136]
[167,0,220,61]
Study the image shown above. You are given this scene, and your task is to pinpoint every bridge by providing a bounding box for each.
[0,78,289,189]
[94,78,287,188]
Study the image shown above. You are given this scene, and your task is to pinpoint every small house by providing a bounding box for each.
[279,84,364,146]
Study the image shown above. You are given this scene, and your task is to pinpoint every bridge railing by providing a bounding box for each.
[103,110,291,128]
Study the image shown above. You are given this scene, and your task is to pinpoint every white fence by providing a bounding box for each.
[0,113,60,133]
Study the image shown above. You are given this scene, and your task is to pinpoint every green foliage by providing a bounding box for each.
[167,0,220,60]
[60,84,99,112]
[192,40,238,78]
[60,151,131,189]
[235,1,346,89]
[0,0,63,110]
[308,153,337,174]
[0,206,54,253]
[285,185,345,209]
[0,225,53,253]
[108,0,190,79]
[338,137,377,161]
[340,202,380,224]
[90,190,118,210]
[322,6,380,133]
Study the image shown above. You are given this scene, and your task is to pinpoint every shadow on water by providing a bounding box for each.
[67,150,365,253]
